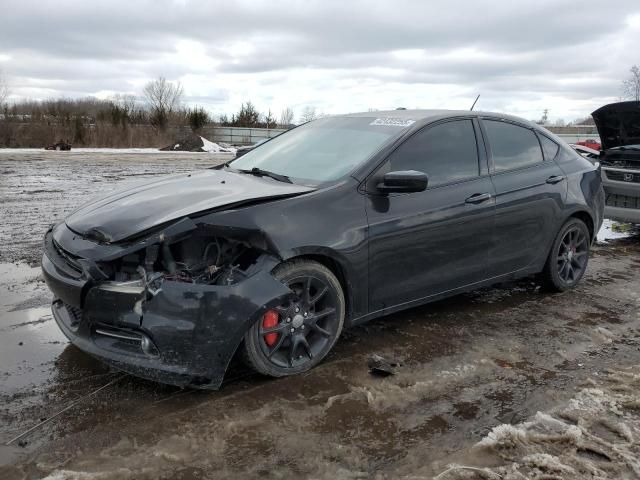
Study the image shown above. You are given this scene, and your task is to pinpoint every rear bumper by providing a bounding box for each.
[43,247,292,389]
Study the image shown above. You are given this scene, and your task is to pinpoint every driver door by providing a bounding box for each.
[365,118,495,313]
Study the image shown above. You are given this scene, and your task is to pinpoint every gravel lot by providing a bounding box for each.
[1,151,640,479]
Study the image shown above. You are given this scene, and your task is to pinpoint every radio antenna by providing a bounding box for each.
[470,95,480,111]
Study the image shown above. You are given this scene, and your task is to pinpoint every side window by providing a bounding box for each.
[538,134,560,161]
[483,120,544,173]
[387,120,479,187]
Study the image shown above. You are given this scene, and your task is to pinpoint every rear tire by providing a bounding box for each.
[242,259,345,378]
[541,218,590,292]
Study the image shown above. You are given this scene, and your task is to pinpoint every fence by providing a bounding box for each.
[205,126,287,145]
[555,133,600,144]
[207,126,600,147]
[0,120,603,148]
[0,122,290,148]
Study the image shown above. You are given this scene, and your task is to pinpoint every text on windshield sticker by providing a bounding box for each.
[370,118,416,127]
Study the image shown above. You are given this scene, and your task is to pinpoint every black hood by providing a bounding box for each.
[65,169,315,243]
[591,101,640,150]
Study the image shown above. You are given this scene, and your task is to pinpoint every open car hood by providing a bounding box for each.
[591,101,640,150]
[65,169,315,243]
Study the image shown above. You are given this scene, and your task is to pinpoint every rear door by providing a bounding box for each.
[480,119,567,276]
[365,118,496,312]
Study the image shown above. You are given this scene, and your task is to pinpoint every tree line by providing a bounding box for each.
[0,76,319,147]
[3,65,636,147]
[1,78,303,131]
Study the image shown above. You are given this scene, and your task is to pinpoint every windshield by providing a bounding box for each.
[229,116,411,182]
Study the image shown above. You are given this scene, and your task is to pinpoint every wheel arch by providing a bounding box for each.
[567,210,595,242]
[283,252,354,322]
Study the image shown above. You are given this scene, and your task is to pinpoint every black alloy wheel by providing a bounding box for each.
[557,227,588,284]
[542,218,591,292]
[242,260,345,377]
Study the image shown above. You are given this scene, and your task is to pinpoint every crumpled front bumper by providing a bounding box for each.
[43,236,291,389]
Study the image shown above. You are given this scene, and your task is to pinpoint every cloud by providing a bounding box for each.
[1,0,639,120]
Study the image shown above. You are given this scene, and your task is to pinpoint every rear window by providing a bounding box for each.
[538,134,560,161]
[483,120,544,172]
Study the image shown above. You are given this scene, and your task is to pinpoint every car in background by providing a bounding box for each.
[575,139,601,151]
[571,144,600,162]
[592,101,640,224]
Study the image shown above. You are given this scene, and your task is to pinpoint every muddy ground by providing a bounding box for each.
[1,151,640,479]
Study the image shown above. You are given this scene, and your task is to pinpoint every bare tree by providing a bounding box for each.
[263,109,277,129]
[299,106,318,123]
[279,106,294,127]
[143,77,183,130]
[0,71,9,107]
[113,93,137,115]
[622,65,640,101]
[107,93,138,127]
[572,116,594,126]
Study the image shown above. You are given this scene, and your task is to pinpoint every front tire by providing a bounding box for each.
[541,218,590,292]
[242,259,345,377]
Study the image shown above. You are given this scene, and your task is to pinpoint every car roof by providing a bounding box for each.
[340,109,536,126]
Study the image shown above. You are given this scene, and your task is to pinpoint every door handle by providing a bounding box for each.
[546,175,565,184]
[465,192,492,204]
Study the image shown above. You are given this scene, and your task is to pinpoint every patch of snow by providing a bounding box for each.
[521,453,576,475]
[436,367,640,479]
[199,137,236,154]
[173,143,180,150]
[596,219,634,243]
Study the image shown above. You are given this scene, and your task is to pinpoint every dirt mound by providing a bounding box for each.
[160,135,236,153]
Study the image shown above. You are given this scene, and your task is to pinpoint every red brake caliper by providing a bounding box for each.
[262,309,279,347]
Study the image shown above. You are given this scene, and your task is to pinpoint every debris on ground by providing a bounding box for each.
[160,134,236,153]
[44,140,71,151]
[367,354,400,377]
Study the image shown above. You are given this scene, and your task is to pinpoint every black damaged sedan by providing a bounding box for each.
[43,110,604,388]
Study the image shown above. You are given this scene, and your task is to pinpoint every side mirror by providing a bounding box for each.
[376,170,428,194]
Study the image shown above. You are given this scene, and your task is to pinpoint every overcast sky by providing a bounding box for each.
[1,0,639,122]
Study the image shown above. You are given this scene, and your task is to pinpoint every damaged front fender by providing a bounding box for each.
[45,209,304,388]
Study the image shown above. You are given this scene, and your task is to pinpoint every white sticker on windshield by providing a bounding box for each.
[370,117,416,127]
